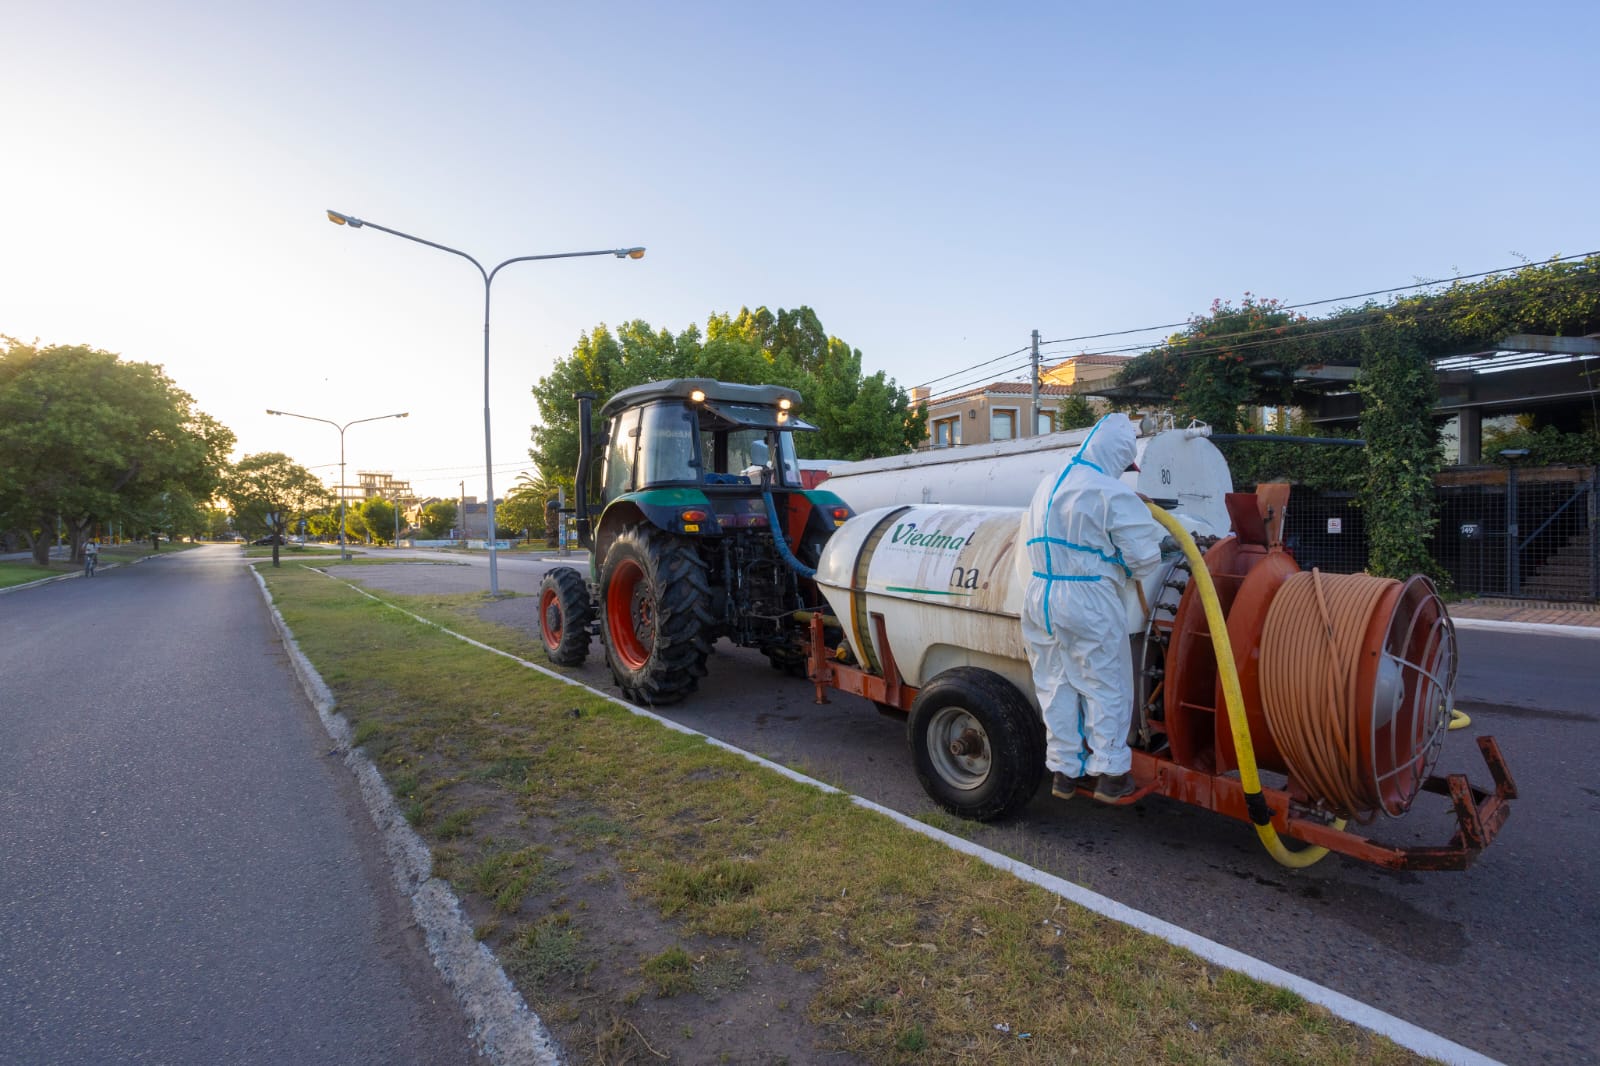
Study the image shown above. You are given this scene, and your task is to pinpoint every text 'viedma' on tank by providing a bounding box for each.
[536,379,853,705]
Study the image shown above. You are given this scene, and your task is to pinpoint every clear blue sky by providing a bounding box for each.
[4,1,1595,500]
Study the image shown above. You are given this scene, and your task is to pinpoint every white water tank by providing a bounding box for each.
[822,422,1233,539]
[813,503,1213,709]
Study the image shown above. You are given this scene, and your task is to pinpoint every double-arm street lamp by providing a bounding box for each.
[326,208,644,596]
[266,408,409,560]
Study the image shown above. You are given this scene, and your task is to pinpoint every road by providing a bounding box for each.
[0,547,480,1065]
[339,549,1597,1065]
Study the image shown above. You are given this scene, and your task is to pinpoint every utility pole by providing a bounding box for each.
[1027,329,1042,437]
[460,480,467,543]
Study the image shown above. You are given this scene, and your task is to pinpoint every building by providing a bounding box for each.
[914,354,1131,449]
[354,471,418,507]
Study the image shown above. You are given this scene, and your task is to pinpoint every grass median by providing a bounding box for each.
[260,562,1422,1066]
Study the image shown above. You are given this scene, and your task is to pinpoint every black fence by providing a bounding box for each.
[1246,467,1599,601]
[1430,465,1598,601]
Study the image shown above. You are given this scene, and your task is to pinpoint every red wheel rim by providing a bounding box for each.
[606,559,653,669]
[539,587,562,647]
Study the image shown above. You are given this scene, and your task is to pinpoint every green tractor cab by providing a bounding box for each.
[537,379,852,704]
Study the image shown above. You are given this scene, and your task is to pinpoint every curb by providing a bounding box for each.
[296,566,1504,1066]
[1451,617,1600,640]
[248,566,562,1066]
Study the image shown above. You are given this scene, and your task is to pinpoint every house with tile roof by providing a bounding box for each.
[912,354,1131,449]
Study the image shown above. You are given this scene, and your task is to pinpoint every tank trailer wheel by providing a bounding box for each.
[599,526,713,705]
[538,567,593,666]
[908,668,1045,821]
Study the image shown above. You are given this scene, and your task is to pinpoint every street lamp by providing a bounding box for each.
[266,409,409,560]
[326,208,644,596]
[1499,448,1531,596]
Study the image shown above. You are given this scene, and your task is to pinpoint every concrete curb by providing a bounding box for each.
[249,566,563,1066]
[304,567,1503,1066]
[1451,617,1600,640]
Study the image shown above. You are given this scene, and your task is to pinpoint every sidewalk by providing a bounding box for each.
[1447,596,1600,632]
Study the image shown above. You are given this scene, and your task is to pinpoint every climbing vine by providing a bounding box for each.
[1113,255,1600,577]
[1357,324,1439,578]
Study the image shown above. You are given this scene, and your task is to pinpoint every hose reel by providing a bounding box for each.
[1259,571,1456,820]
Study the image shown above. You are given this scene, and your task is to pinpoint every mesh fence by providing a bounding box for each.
[1279,467,1598,601]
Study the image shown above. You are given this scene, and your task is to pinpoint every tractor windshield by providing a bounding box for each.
[718,427,802,487]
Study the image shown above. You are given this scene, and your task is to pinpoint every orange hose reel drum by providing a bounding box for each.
[1259,572,1457,819]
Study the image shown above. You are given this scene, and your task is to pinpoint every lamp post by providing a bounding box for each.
[326,208,644,596]
[1499,448,1530,596]
[266,409,409,560]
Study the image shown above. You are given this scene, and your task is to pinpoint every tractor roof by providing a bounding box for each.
[598,378,805,422]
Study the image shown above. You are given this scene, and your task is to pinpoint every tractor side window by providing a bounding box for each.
[602,409,639,501]
[774,432,801,487]
[636,403,699,486]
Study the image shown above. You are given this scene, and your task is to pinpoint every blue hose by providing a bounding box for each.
[762,491,816,578]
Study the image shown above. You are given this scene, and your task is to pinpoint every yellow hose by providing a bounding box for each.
[1145,502,1341,869]
[1449,708,1471,730]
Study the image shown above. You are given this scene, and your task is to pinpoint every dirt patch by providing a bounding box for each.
[437,796,863,1064]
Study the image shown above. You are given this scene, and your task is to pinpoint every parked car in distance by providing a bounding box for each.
[252,535,286,545]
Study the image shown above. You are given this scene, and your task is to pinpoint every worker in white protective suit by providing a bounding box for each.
[1016,413,1166,803]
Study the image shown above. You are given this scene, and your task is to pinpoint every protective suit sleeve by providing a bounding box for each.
[1106,488,1166,579]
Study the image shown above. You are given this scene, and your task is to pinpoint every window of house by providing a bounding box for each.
[932,416,962,448]
[991,408,1017,441]
[1037,410,1055,435]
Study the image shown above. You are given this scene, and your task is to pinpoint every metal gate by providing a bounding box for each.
[1431,465,1599,601]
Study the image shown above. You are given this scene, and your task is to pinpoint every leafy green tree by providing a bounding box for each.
[421,500,458,539]
[360,498,399,545]
[1482,417,1600,465]
[201,506,234,540]
[0,338,235,564]
[223,452,331,565]
[529,307,921,482]
[1055,394,1098,431]
[343,508,370,544]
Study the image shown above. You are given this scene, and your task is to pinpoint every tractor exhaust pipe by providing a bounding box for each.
[574,391,597,551]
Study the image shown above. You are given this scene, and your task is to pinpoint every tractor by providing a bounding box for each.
[536,379,853,704]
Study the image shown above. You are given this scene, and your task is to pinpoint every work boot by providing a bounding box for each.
[1093,772,1137,803]
[1051,772,1092,800]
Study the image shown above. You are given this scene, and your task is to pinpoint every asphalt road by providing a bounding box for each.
[335,549,1597,1065]
[0,547,480,1065]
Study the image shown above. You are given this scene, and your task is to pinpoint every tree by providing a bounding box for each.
[1055,393,1098,431]
[0,338,235,564]
[529,307,922,483]
[421,501,458,539]
[223,453,331,566]
[360,498,398,546]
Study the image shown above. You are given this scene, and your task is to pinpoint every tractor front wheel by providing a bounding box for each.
[599,527,714,705]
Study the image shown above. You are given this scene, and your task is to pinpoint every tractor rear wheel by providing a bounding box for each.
[908,668,1045,821]
[599,526,713,705]
[538,567,592,665]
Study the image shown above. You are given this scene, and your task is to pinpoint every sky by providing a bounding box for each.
[4,1,1597,502]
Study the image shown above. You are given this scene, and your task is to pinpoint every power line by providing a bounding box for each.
[917,250,1599,397]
